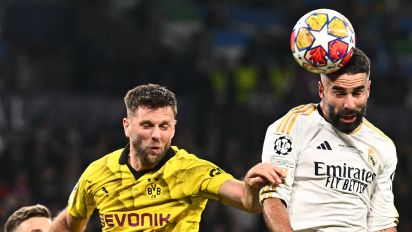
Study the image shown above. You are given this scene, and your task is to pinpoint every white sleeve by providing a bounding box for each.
[259,122,298,206]
[367,144,399,231]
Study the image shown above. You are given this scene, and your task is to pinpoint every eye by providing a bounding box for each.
[352,90,364,96]
[334,91,345,97]
[160,124,171,130]
[141,122,153,129]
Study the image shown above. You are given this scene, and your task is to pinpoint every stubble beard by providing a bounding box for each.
[131,137,170,168]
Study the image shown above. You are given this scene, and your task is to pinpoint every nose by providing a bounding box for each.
[343,95,356,110]
[151,127,161,140]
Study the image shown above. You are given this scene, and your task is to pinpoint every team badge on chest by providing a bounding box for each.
[145,178,163,200]
[367,148,378,168]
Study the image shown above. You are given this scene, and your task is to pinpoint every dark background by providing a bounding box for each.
[0,0,411,231]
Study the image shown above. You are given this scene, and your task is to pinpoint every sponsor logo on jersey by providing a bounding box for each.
[314,161,376,194]
[338,144,362,154]
[317,141,332,150]
[100,212,171,228]
[274,136,292,155]
[209,167,222,177]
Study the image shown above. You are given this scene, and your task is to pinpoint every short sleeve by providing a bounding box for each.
[67,172,96,219]
[367,144,399,231]
[259,122,298,206]
[166,157,234,201]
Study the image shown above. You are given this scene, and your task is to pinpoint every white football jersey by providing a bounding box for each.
[260,103,398,232]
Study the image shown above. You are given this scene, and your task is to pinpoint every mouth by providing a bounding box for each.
[339,115,356,124]
[148,146,161,153]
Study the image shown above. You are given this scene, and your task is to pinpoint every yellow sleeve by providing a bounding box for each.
[180,161,234,200]
[67,171,96,219]
[199,168,234,201]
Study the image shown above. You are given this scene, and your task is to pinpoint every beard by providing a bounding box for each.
[131,136,170,168]
[326,103,366,133]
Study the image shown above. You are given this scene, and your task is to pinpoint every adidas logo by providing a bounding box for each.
[317,141,332,150]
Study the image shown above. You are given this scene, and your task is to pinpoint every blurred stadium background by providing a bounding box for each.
[0,0,411,231]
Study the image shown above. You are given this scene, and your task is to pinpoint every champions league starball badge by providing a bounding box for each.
[274,136,293,155]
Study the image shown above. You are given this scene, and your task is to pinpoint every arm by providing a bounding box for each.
[368,143,398,231]
[262,198,293,232]
[219,163,286,213]
[374,227,397,232]
[49,209,89,232]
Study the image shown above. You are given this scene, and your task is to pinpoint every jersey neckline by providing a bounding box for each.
[119,144,176,180]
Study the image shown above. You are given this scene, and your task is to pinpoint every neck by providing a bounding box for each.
[319,101,330,122]
[128,153,143,172]
[128,148,156,172]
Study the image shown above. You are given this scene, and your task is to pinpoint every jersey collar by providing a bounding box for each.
[119,144,176,179]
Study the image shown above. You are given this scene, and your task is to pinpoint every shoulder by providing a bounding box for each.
[169,146,215,167]
[166,146,229,175]
[360,119,397,166]
[82,148,123,179]
[269,103,318,135]
[361,119,395,148]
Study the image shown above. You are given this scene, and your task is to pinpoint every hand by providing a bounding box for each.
[244,163,287,189]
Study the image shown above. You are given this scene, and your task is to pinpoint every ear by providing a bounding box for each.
[123,118,130,138]
[318,80,325,99]
[170,119,177,138]
[366,80,371,98]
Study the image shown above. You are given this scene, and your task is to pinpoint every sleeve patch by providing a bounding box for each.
[274,135,293,156]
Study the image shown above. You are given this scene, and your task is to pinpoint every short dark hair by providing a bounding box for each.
[124,83,177,116]
[326,47,370,79]
[4,204,51,232]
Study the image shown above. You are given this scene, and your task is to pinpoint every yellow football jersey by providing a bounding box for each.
[67,145,234,231]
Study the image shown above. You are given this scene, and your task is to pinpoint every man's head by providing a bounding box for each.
[318,48,371,133]
[123,84,177,169]
[4,204,52,232]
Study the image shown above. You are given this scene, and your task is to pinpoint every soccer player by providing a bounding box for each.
[259,48,399,231]
[49,83,286,231]
[4,204,52,232]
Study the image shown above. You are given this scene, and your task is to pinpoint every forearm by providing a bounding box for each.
[262,198,293,232]
[374,227,397,232]
[49,210,72,232]
[241,181,262,213]
[49,209,87,232]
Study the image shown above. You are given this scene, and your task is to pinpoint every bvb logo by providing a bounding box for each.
[145,183,162,200]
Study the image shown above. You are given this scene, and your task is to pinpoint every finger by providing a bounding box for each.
[273,166,288,178]
[248,167,282,184]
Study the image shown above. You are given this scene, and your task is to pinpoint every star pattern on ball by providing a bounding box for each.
[310,25,337,53]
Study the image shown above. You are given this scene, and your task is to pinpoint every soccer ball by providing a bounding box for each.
[290,9,356,74]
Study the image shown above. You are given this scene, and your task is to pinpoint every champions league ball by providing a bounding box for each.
[290,9,356,74]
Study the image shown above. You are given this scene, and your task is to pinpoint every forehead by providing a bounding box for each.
[133,106,175,120]
[329,73,369,89]
[15,217,51,232]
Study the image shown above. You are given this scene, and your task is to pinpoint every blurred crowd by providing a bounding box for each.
[0,0,411,231]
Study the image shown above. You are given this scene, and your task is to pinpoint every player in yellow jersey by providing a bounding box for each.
[260,48,398,231]
[49,83,286,232]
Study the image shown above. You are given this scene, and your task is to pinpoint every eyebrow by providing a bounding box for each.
[331,85,365,92]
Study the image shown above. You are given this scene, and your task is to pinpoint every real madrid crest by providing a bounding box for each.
[367,148,377,167]
[274,136,292,155]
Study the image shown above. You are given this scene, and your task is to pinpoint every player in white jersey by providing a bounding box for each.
[259,48,399,232]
